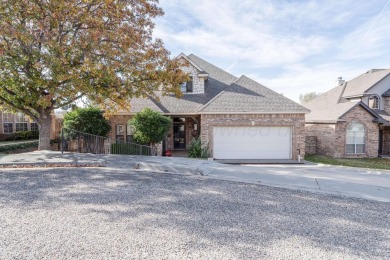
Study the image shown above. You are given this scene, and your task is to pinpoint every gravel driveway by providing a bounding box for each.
[0,168,389,259]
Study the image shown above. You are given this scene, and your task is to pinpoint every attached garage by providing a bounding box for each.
[213,126,292,159]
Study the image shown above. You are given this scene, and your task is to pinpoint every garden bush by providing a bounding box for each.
[188,138,210,158]
[7,130,39,141]
[63,107,111,136]
[0,141,39,153]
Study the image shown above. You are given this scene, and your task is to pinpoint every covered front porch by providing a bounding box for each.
[379,125,390,156]
[162,116,200,156]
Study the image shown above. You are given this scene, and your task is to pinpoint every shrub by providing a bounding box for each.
[128,108,172,146]
[8,130,39,141]
[188,138,210,158]
[0,141,39,153]
[63,107,111,136]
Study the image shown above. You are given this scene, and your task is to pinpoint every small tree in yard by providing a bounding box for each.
[128,108,172,151]
[63,107,111,136]
[0,1,188,150]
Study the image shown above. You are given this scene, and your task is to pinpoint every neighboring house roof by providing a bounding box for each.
[121,54,308,115]
[342,69,390,98]
[200,75,310,113]
[305,69,390,123]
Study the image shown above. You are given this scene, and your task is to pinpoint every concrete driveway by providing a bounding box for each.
[206,163,390,202]
[1,151,389,202]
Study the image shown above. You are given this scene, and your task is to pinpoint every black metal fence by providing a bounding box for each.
[61,128,155,156]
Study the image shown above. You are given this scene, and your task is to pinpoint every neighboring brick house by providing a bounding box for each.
[304,69,390,158]
[0,112,63,140]
[0,112,39,140]
[110,53,309,160]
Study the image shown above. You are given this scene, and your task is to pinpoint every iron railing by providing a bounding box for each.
[61,128,155,156]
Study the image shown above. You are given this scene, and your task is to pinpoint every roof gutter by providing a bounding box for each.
[199,111,309,115]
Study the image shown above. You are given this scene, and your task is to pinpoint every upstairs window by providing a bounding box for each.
[180,77,193,93]
[346,121,365,154]
[2,113,13,134]
[368,95,379,109]
[15,113,28,132]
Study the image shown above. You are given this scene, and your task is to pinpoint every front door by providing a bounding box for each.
[379,129,383,155]
[173,118,186,149]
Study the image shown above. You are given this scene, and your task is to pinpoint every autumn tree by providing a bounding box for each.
[0,0,187,150]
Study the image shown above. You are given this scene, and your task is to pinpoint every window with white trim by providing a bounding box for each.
[15,113,28,132]
[2,113,13,134]
[30,122,39,131]
[116,124,125,141]
[368,95,379,109]
[346,121,365,154]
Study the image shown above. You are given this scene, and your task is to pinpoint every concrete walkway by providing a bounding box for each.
[0,151,389,202]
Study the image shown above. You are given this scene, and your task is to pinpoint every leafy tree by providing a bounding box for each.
[299,92,320,104]
[0,0,188,149]
[63,107,111,136]
[128,108,172,149]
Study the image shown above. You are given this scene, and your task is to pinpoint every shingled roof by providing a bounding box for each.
[305,69,390,123]
[200,75,309,113]
[342,69,390,98]
[121,54,308,114]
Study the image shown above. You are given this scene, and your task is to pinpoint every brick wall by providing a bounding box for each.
[305,123,336,157]
[336,105,379,158]
[382,97,390,115]
[200,113,306,160]
[305,136,317,155]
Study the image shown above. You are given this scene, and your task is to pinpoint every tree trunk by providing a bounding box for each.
[38,113,52,150]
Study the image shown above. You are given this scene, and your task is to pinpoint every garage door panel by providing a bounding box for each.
[213,126,291,160]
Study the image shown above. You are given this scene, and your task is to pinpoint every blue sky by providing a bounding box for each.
[154,0,390,102]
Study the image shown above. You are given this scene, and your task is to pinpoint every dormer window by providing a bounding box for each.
[368,95,379,109]
[180,77,193,93]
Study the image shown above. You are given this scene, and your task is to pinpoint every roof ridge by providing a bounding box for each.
[187,54,237,82]
[177,53,203,71]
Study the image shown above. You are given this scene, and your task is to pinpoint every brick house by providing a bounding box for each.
[0,111,63,141]
[305,69,390,158]
[109,53,309,160]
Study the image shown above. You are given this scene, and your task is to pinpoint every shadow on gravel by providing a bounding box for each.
[0,168,389,259]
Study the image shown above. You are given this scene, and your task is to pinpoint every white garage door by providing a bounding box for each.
[213,126,292,159]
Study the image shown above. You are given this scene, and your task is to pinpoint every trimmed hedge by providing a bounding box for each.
[7,131,39,141]
[111,143,151,155]
[0,141,39,153]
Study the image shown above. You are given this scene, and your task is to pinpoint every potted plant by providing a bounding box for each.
[165,149,172,157]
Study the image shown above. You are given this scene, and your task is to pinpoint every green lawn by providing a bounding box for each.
[305,154,390,170]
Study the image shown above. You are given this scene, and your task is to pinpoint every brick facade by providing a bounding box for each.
[305,123,336,157]
[305,136,317,155]
[108,115,200,155]
[336,105,379,158]
[382,97,390,115]
[305,105,380,158]
[200,113,306,160]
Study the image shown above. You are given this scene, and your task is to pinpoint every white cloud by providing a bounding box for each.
[154,0,390,102]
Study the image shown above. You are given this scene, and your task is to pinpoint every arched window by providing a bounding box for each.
[369,95,379,109]
[346,121,365,154]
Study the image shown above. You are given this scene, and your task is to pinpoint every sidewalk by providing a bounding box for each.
[0,151,389,202]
